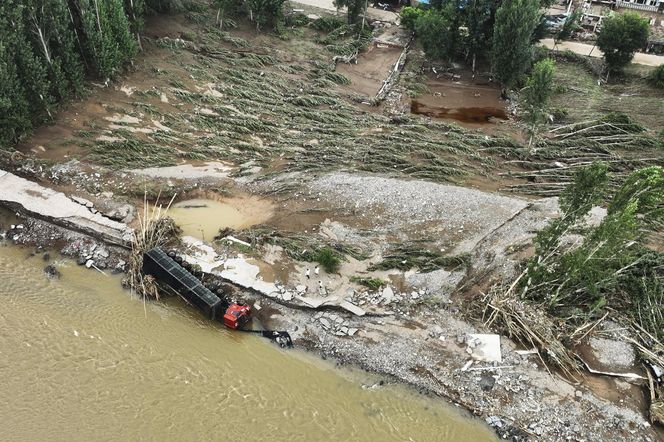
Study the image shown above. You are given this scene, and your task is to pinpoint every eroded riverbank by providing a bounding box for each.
[0,243,495,441]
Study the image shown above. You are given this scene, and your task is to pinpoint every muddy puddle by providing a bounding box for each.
[166,196,272,241]
[410,73,508,127]
[0,244,495,441]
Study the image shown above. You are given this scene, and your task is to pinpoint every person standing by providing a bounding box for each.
[305,268,310,279]
[314,265,320,277]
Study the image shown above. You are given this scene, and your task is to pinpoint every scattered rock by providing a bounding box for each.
[76,256,87,266]
[479,374,496,391]
[381,286,394,303]
[429,325,443,338]
[104,204,135,223]
[42,252,50,261]
[44,264,60,279]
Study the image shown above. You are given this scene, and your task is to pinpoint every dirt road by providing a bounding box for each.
[541,38,664,67]
[291,0,399,22]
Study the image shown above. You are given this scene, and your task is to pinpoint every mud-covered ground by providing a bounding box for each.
[2,6,663,442]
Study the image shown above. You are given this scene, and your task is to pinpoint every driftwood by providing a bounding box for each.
[333,51,358,65]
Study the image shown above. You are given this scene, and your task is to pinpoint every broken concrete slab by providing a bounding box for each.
[129,161,233,180]
[0,170,133,247]
[467,334,502,363]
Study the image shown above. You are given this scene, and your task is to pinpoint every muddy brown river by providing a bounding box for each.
[0,244,495,441]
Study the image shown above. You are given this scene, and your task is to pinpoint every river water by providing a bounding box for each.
[0,244,495,441]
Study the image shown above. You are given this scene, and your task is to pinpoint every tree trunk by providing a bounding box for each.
[472,53,476,73]
[66,2,89,70]
[93,0,102,35]
[35,23,52,64]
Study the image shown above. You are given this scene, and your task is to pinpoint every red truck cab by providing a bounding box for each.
[223,303,251,329]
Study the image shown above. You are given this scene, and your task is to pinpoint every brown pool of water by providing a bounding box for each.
[410,73,508,127]
[411,100,507,124]
[166,196,273,241]
[0,244,496,441]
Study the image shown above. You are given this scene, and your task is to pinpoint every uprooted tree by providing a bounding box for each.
[484,163,664,374]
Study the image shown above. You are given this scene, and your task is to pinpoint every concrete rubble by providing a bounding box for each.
[180,236,366,316]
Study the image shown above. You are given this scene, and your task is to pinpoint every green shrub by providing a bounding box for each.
[648,64,664,89]
[312,16,345,32]
[315,247,341,273]
[284,13,309,27]
[551,107,569,120]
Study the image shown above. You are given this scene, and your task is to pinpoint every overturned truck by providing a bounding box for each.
[143,247,292,347]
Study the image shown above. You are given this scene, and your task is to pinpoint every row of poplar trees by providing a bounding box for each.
[0,0,180,146]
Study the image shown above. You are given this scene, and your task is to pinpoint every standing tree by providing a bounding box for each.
[521,58,555,144]
[333,0,366,25]
[414,8,458,61]
[213,0,243,29]
[648,64,664,89]
[464,0,493,72]
[491,0,541,88]
[246,0,286,30]
[597,12,649,74]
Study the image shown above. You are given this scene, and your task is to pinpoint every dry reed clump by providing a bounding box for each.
[478,283,580,378]
[125,194,181,301]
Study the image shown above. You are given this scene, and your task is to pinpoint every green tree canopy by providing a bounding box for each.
[597,12,649,73]
[521,58,555,125]
[647,64,664,89]
[464,0,493,71]
[491,0,541,88]
[414,8,458,61]
[333,0,366,25]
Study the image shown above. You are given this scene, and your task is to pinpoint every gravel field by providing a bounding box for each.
[309,173,529,253]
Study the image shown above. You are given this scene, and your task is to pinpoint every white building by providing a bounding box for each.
[616,0,663,13]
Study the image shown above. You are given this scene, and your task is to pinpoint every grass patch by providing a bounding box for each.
[370,243,470,273]
[550,60,664,129]
[314,247,341,273]
[350,276,387,290]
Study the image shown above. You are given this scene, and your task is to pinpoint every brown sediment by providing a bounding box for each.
[410,100,507,124]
